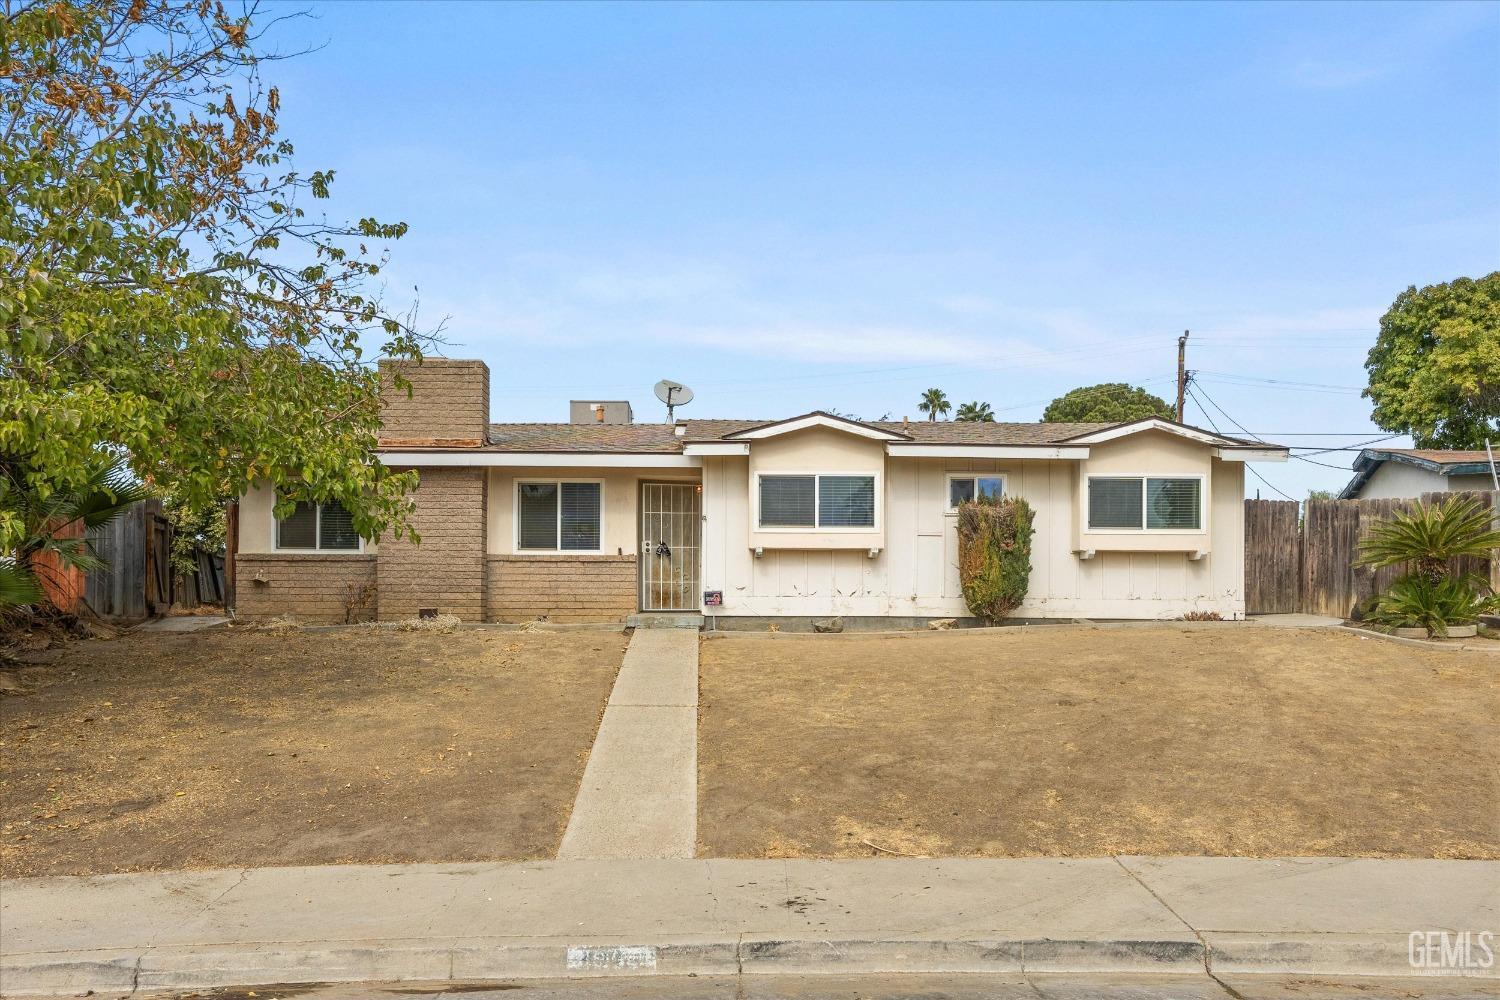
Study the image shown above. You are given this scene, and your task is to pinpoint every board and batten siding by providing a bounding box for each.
[701,451,1245,619]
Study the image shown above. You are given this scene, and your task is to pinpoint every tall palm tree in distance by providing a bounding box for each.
[918,388,951,421]
[955,401,995,422]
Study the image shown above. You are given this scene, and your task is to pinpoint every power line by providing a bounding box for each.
[1186,385,1297,501]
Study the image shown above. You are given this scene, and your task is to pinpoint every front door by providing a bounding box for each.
[639,482,701,612]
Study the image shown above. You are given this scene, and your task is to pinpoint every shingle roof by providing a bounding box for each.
[484,423,683,453]
[478,416,1257,452]
[1376,449,1493,465]
[1337,447,1499,498]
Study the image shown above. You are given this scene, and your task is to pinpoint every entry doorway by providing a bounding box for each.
[639,482,702,612]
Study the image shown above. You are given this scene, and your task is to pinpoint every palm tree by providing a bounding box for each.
[1,456,154,609]
[918,388,951,422]
[955,401,995,423]
[1357,494,1500,584]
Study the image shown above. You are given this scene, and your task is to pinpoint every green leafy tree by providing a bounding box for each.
[955,401,995,422]
[0,0,440,564]
[918,388,950,421]
[1041,383,1173,423]
[1364,273,1499,448]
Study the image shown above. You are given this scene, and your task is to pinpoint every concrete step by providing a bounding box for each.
[627,613,703,630]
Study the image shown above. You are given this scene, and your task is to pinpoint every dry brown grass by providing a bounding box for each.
[698,626,1500,859]
[1,626,625,876]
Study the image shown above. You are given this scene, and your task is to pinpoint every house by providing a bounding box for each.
[233,359,1289,625]
[1337,448,1500,500]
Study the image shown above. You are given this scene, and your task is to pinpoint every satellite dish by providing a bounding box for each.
[654,379,694,422]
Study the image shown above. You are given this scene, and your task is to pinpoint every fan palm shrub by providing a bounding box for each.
[1367,573,1500,636]
[1357,494,1500,583]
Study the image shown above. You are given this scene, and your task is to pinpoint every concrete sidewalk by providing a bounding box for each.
[557,628,698,860]
[3,857,1496,996]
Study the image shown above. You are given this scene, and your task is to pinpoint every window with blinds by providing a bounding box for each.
[759,475,816,527]
[560,482,602,550]
[277,501,317,548]
[1087,478,1145,530]
[818,475,875,527]
[276,499,360,550]
[317,501,360,550]
[1087,477,1202,530]
[518,483,559,549]
[517,481,602,551]
[1146,478,1201,530]
[759,474,876,529]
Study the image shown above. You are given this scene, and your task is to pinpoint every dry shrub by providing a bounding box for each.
[257,614,301,634]
[388,614,461,634]
[956,496,1034,624]
[1180,610,1223,621]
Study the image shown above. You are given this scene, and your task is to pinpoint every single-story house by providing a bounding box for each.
[233,359,1289,625]
[1337,448,1500,500]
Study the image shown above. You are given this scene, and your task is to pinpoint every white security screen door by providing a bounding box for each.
[640,482,701,612]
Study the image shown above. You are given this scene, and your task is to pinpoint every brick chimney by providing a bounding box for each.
[378,358,490,448]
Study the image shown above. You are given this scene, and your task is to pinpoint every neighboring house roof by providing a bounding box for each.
[464,414,1275,455]
[1338,448,1500,499]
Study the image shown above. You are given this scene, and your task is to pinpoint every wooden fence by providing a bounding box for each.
[36,499,226,621]
[1244,490,1500,617]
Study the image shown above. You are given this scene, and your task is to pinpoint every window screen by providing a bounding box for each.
[949,476,1003,509]
[560,482,602,550]
[277,501,317,548]
[1147,478,1201,530]
[759,475,816,527]
[518,483,558,549]
[317,500,360,550]
[949,477,975,507]
[818,475,875,527]
[1088,477,1144,529]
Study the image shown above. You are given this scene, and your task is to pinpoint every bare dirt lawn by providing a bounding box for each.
[699,626,1500,859]
[1,626,626,876]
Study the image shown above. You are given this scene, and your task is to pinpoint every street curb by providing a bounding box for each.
[5,933,1493,996]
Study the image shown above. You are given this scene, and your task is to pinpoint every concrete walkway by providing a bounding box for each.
[557,628,698,860]
[3,857,1495,995]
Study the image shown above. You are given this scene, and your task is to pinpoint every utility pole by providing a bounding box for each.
[1175,330,1190,422]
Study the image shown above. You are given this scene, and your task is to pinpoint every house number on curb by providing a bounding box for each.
[566,944,659,970]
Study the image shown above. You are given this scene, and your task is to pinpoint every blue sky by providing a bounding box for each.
[270,1,1499,498]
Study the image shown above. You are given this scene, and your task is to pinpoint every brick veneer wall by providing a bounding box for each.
[376,467,487,620]
[378,359,490,447]
[486,555,637,622]
[234,554,377,624]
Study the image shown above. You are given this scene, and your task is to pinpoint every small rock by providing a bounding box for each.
[927,618,957,631]
[812,617,843,634]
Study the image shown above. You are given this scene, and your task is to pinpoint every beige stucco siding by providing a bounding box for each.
[745,427,886,551]
[1075,430,1213,553]
[1357,462,1494,500]
[485,467,698,556]
[237,481,379,554]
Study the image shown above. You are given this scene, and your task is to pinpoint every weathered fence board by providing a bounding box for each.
[1245,489,1500,619]
[1243,499,1300,613]
[85,500,153,620]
